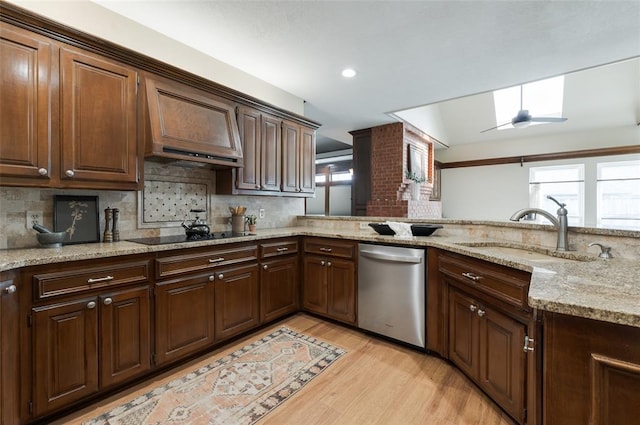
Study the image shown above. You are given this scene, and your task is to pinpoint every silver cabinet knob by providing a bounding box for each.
[469,304,477,312]
[477,309,486,317]
[65,169,75,177]
[208,275,215,281]
[320,260,325,266]
[327,261,332,267]
[218,274,224,280]
[103,297,113,305]
[38,168,48,176]
[263,264,268,270]
[5,284,16,294]
[87,301,96,309]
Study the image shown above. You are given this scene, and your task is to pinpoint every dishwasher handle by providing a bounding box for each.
[359,249,422,264]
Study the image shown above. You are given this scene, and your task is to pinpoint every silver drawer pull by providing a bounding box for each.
[87,275,114,284]
[319,247,333,252]
[38,167,48,176]
[469,304,477,312]
[5,284,17,294]
[65,169,75,177]
[276,247,289,252]
[87,301,96,309]
[263,264,268,270]
[103,297,113,305]
[218,274,224,280]
[462,272,482,282]
[477,309,486,317]
[209,275,215,281]
[209,257,225,263]
[320,260,325,266]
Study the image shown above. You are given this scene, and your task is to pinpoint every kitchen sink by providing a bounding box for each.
[454,242,597,262]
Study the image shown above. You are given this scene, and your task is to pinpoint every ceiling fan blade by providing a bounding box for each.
[530,117,568,123]
[480,121,512,133]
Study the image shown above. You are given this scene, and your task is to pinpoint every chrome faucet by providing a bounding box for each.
[510,195,570,251]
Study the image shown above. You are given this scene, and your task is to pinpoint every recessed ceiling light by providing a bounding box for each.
[341,68,357,78]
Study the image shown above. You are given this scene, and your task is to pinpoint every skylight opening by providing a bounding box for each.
[493,76,565,131]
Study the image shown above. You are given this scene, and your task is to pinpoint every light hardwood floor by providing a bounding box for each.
[55,314,516,425]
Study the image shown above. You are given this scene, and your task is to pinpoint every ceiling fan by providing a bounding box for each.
[480,85,568,133]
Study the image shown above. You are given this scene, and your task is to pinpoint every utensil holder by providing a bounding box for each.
[231,214,246,235]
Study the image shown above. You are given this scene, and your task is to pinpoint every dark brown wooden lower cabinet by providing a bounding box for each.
[302,255,356,325]
[260,256,299,323]
[31,285,151,418]
[1,273,20,425]
[155,273,215,365]
[32,297,99,417]
[214,263,260,341]
[449,288,526,424]
[99,286,150,387]
[544,312,640,425]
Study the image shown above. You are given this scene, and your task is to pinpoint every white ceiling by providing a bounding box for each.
[93,1,640,150]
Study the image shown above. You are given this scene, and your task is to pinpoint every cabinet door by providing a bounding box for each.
[1,274,19,425]
[60,46,139,188]
[448,289,479,379]
[99,286,151,388]
[33,297,99,417]
[214,263,259,341]
[235,107,261,191]
[281,120,300,193]
[299,126,316,194]
[261,114,282,192]
[260,256,298,323]
[0,24,54,186]
[155,274,215,365]
[302,256,327,314]
[326,258,356,324]
[478,305,526,424]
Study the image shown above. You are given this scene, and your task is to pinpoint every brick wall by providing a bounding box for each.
[365,122,441,218]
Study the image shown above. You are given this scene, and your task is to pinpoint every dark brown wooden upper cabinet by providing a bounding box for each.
[1,23,140,190]
[60,46,140,189]
[143,76,243,168]
[0,23,55,187]
[282,120,316,195]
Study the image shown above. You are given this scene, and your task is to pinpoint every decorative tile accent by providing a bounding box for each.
[142,180,208,224]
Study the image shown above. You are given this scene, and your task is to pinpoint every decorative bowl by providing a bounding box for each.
[368,223,443,237]
[36,231,67,247]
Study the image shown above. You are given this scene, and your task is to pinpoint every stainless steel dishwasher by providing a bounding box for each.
[358,243,426,349]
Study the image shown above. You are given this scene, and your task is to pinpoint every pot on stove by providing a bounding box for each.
[181,209,210,237]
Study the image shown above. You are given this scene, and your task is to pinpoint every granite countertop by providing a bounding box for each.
[2,226,638,328]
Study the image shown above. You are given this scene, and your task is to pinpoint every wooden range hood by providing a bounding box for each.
[143,75,244,169]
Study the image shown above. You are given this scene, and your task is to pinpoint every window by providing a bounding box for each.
[529,164,584,226]
[597,160,640,230]
[493,76,565,130]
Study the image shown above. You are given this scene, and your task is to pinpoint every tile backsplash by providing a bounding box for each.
[0,161,304,249]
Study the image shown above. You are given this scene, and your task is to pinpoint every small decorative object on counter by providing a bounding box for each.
[112,208,120,241]
[230,205,247,234]
[246,214,257,233]
[104,207,113,242]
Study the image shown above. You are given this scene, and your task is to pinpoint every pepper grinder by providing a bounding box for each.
[104,207,113,242]
[112,208,120,241]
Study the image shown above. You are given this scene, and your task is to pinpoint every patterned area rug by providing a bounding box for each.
[84,327,346,425]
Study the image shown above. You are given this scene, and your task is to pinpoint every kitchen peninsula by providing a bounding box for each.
[2,216,640,425]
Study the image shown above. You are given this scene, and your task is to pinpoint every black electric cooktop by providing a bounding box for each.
[128,232,252,246]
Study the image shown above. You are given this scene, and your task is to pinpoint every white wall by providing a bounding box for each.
[441,153,640,227]
[436,126,639,163]
[6,0,304,114]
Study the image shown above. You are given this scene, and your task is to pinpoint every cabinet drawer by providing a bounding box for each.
[304,238,355,259]
[156,244,258,279]
[439,252,531,311]
[33,260,151,300]
[260,238,298,259]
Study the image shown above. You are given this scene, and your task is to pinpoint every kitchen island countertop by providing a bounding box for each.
[2,226,638,328]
